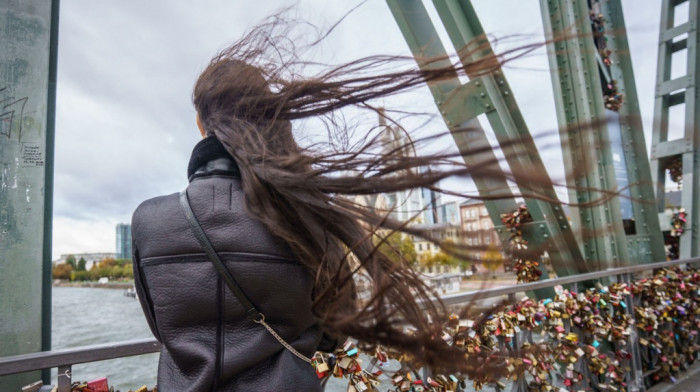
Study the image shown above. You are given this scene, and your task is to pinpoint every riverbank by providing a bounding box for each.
[53,280,134,289]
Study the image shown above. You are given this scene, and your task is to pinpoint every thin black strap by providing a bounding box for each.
[179,190,261,318]
[178,189,313,364]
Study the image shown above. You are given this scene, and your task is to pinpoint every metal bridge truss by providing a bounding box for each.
[541,0,666,267]
[650,0,700,260]
[387,0,587,288]
[389,0,671,274]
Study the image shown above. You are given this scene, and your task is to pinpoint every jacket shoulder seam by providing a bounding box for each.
[139,251,298,265]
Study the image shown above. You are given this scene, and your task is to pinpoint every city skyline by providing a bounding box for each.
[53,223,131,261]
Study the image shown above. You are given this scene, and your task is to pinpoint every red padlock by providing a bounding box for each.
[86,377,109,392]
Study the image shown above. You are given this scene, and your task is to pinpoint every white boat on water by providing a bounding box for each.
[123,287,137,298]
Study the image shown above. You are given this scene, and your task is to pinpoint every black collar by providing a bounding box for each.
[187,137,240,182]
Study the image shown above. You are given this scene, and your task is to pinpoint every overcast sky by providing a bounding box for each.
[52,0,665,259]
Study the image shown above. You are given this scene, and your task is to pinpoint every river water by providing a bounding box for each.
[51,287,158,391]
[51,287,409,392]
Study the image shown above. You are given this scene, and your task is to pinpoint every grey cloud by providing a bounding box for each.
[52,0,661,257]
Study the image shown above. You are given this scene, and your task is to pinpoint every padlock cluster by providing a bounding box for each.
[666,157,683,184]
[312,341,383,391]
[500,204,542,283]
[632,268,700,383]
[665,236,680,261]
[590,12,613,68]
[541,283,634,391]
[666,208,687,259]
[670,208,687,237]
[590,8,624,112]
[313,266,700,392]
[68,381,154,392]
[603,81,624,112]
[314,338,472,392]
[591,12,605,37]
[391,372,464,392]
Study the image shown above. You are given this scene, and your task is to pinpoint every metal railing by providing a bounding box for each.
[440,257,698,306]
[0,339,160,391]
[1,257,699,392]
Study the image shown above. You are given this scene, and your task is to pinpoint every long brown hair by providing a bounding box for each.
[192,16,553,373]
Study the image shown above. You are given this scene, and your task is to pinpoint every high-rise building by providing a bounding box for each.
[437,201,460,225]
[116,223,132,260]
[378,114,444,225]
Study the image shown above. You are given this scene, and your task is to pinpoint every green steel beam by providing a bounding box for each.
[386,0,518,239]
[540,0,631,270]
[0,0,58,390]
[388,0,586,285]
[650,1,675,214]
[430,0,586,278]
[593,0,666,263]
[650,0,700,259]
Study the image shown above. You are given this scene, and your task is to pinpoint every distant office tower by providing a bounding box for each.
[437,201,460,225]
[116,223,132,260]
[378,112,442,224]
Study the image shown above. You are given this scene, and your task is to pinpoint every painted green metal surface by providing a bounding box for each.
[540,0,631,270]
[387,0,586,290]
[650,0,700,259]
[591,0,666,264]
[387,0,517,234]
[430,0,585,279]
[0,0,58,389]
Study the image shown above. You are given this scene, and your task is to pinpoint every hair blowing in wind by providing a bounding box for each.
[192,14,563,375]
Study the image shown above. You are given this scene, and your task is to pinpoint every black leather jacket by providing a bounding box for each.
[132,137,323,391]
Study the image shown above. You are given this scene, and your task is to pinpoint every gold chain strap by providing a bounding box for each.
[254,314,312,363]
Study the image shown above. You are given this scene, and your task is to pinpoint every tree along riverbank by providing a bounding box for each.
[52,280,135,289]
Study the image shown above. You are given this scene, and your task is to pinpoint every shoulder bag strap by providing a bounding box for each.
[178,190,312,363]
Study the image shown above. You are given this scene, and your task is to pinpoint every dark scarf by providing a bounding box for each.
[187,136,240,181]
